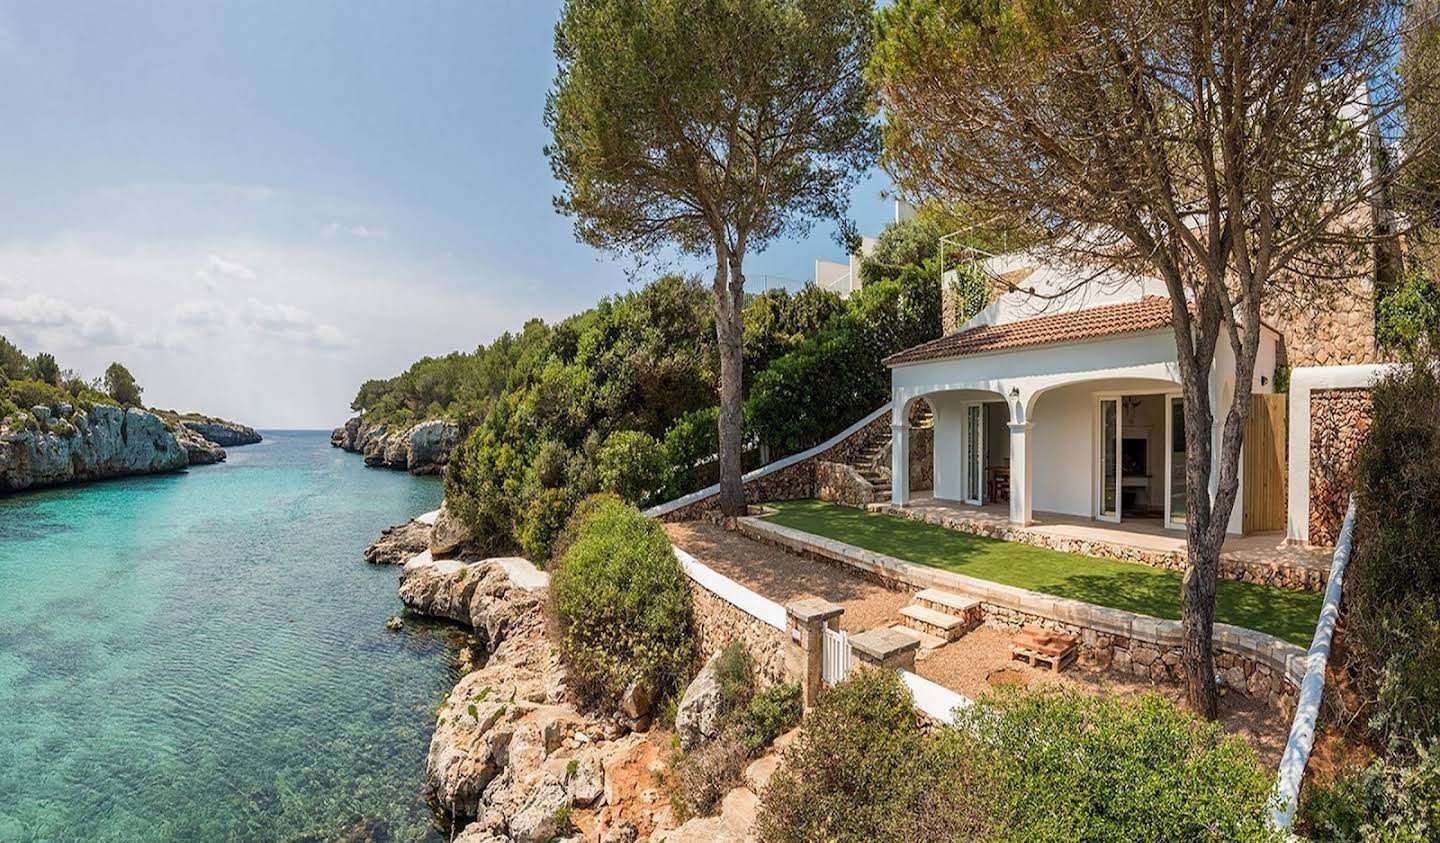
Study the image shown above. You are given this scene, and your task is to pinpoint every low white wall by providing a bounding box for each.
[672,545,787,630]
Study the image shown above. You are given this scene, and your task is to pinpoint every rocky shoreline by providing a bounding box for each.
[331,416,460,475]
[0,404,261,493]
[380,508,753,843]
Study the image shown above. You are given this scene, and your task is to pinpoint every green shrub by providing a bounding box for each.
[1377,263,1440,354]
[736,683,801,757]
[1299,743,1440,841]
[952,688,1281,842]
[859,216,944,286]
[661,406,719,496]
[550,498,694,712]
[596,429,670,506]
[7,378,67,412]
[713,641,756,717]
[756,669,989,843]
[1346,346,1440,753]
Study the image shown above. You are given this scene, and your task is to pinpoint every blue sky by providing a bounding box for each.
[0,0,894,427]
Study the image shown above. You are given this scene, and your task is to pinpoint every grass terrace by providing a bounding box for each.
[761,500,1322,646]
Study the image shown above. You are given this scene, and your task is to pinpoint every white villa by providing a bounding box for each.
[883,254,1288,538]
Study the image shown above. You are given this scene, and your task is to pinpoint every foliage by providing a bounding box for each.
[948,259,991,327]
[756,669,990,842]
[668,731,748,821]
[746,263,942,454]
[596,430,670,506]
[103,362,143,406]
[950,688,1280,842]
[549,498,694,712]
[859,216,943,286]
[1377,262,1440,355]
[735,682,801,757]
[712,641,756,718]
[28,352,61,387]
[1346,346,1440,754]
[661,406,719,497]
[0,336,27,380]
[1299,743,1440,842]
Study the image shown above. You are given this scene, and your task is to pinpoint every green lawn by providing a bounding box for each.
[762,500,1321,647]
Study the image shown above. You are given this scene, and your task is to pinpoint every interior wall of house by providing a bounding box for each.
[1030,384,1094,516]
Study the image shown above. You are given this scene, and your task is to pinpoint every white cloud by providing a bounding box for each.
[0,293,131,347]
[197,254,256,291]
[321,221,388,240]
[241,298,350,350]
[173,299,230,330]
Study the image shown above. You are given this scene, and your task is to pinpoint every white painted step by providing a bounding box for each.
[899,604,966,641]
[915,588,980,615]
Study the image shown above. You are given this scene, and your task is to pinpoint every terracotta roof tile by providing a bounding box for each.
[884,296,1177,366]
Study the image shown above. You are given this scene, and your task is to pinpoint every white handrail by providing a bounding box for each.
[1270,496,1357,830]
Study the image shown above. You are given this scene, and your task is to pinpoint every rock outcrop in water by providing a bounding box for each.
[178,418,262,447]
[0,404,260,493]
[331,416,460,475]
[399,553,686,842]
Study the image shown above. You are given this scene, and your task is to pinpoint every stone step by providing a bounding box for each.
[898,604,967,642]
[915,588,980,616]
[887,624,948,655]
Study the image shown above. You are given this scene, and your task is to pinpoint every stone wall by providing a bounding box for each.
[686,580,789,686]
[656,409,893,521]
[816,461,878,508]
[1309,387,1374,547]
[1266,275,1379,368]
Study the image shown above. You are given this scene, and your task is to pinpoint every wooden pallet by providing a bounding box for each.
[1010,625,1078,673]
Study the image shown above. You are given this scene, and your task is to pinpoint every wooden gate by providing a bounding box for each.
[822,625,850,686]
[1243,393,1288,534]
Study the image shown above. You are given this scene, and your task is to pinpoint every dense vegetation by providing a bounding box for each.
[1299,344,1440,840]
[0,336,143,429]
[350,216,953,559]
[756,671,1280,842]
[548,497,694,713]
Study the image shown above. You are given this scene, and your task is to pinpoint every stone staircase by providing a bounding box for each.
[850,406,934,501]
[890,588,981,655]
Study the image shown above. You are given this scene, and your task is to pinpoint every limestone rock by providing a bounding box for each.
[506,774,569,843]
[398,557,481,625]
[174,424,227,466]
[675,653,725,751]
[567,751,605,807]
[178,418,262,447]
[0,405,190,493]
[431,502,476,557]
[331,414,460,474]
[365,518,433,565]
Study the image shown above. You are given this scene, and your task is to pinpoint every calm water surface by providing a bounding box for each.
[0,431,459,842]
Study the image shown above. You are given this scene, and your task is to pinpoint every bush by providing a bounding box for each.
[736,683,801,757]
[668,731,748,821]
[596,429,670,506]
[756,669,989,842]
[661,406,719,496]
[1300,743,1440,841]
[549,498,694,712]
[1377,263,1440,355]
[859,216,944,286]
[952,688,1281,842]
[1346,347,1440,753]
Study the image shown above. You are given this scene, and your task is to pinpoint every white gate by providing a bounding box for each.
[822,625,850,686]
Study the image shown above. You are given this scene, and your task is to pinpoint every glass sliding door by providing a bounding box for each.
[964,403,984,505]
[1167,395,1187,527]
[1098,397,1120,522]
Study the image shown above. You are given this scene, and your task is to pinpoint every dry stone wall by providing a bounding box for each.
[816,461,877,508]
[686,581,788,686]
[1309,387,1374,547]
[1265,272,1379,368]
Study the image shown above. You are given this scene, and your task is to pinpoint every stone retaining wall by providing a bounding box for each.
[685,578,789,686]
[1309,387,1373,547]
[873,502,1327,593]
[816,461,877,508]
[737,516,1306,717]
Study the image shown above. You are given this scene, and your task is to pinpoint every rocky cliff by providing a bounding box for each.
[0,403,258,493]
[331,416,460,475]
[398,554,689,842]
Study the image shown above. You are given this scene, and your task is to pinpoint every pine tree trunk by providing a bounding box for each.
[1179,376,1220,719]
[715,249,746,518]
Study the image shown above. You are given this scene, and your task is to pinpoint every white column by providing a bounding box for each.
[1008,421,1032,525]
[891,416,911,506]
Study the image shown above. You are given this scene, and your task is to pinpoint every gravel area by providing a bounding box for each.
[666,520,1288,764]
[665,520,909,633]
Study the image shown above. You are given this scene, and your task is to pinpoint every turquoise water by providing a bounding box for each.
[0,431,460,842]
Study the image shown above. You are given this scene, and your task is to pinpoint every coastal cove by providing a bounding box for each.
[0,431,453,842]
